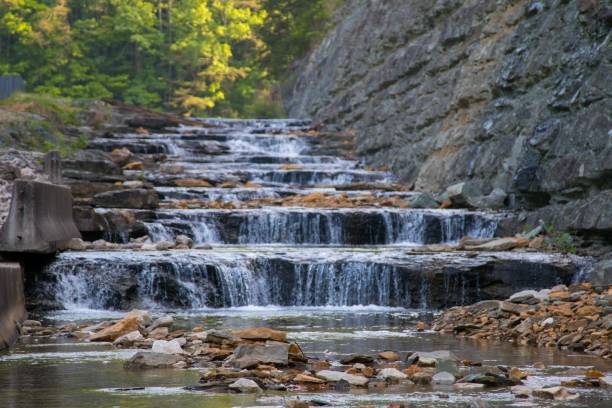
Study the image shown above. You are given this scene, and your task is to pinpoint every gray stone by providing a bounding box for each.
[432,371,455,385]
[585,259,612,288]
[377,368,407,380]
[316,370,369,386]
[445,182,483,208]
[148,315,174,332]
[124,352,184,369]
[228,378,262,393]
[410,192,439,209]
[231,341,289,369]
[93,189,159,209]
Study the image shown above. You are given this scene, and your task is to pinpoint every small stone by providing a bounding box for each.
[151,339,184,355]
[509,367,528,381]
[533,386,579,401]
[511,385,533,398]
[377,368,407,380]
[454,383,485,391]
[316,370,369,386]
[416,321,427,331]
[228,378,262,393]
[113,330,144,346]
[340,354,374,365]
[294,373,325,384]
[432,371,455,385]
[123,161,144,170]
[378,351,400,361]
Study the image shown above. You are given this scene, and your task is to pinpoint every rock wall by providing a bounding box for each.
[0,262,26,349]
[287,0,612,239]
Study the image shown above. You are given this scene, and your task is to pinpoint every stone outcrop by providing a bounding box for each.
[287,0,612,239]
[0,262,26,349]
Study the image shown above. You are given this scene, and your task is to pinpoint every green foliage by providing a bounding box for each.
[0,0,341,117]
[545,225,578,254]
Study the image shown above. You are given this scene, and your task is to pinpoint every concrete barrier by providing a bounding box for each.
[0,180,81,253]
[0,262,26,349]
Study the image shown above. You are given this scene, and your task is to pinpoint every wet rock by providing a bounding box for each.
[511,385,533,398]
[533,386,579,401]
[315,370,369,386]
[124,351,184,369]
[410,192,439,209]
[228,378,262,393]
[113,330,144,346]
[88,310,150,342]
[453,383,485,391]
[460,373,520,387]
[294,374,325,384]
[231,342,289,369]
[432,371,455,385]
[231,327,287,343]
[148,315,174,332]
[446,182,482,208]
[377,368,407,380]
[174,235,193,249]
[340,354,374,365]
[411,372,433,385]
[151,339,184,354]
[378,351,400,361]
[93,188,159,209]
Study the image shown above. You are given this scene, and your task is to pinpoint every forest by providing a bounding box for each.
[0,0,341,117]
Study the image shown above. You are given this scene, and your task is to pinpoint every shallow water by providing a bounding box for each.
[1,307,610,408]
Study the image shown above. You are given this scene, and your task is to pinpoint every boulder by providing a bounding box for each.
[378,351,400,361]
[148,315,174,332]
[228,378,262,393]
[446,182,482,208]
[340,354,374,364]
[88,314,143,342]
[113,330,144,346]
[231,327,287,343]
[124,352,184,369]
[231,341,289,369]
[377,368,407,380]
[151,339,184,355]
[465,237,528,251]
[315,370,369,386]
[432,371,456,385]
[93,189,159,209]
[410,192,440,209]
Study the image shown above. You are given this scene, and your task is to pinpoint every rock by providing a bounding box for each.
[436,359,460,377]
[445,182,482,208]
[472,188,507,209]
[500,301,529,315]
[465,237,528,251]
[123,180,144,189]
[231,342,289,369]
[124,352,184,369]
[231,327,287,343]
[509,367,528,381]
[410,192,440,209]
[228,378,262,393]
[416,321,427,331]
[148,327,169,339]
[88,310,149,342]
[585,259,612,288]
[411,372,433,385]
[93,189,159,209]
[533,386,579,401]
[22,320,42,327]
[151,339,184,355]
[285,400,310,408]
[460,373,519,387]
[508,290,541,304]
[113,330,144,346]
[174,235,193,249]
[148,315,174,332]
[377,368,407,380]
[432,371,455,385]
[511,385,533,398]
[174,179,212,187]
[340,354,374,365]
[123,161,144,170]
[405,350,459,366]
[453,383,485,391]
[294,374,325,384]
[110,148,133,166]
[315,370,369,386]
[154,241,174,251]
[378,351,400,361]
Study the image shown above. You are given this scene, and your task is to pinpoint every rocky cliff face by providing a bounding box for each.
[287,0,612,240]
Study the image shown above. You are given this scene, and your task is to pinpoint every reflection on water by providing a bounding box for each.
[1,307,610,407]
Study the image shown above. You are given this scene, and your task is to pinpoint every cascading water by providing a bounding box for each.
[42,118,590,314]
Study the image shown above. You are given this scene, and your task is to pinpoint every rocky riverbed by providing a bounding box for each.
[12,307,612,407]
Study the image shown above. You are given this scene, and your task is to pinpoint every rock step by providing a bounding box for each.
[108,208,502,245]
[31,249,586,311]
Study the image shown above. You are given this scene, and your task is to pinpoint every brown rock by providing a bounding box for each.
[123,161,144,170]
[378,351,400,361]
[88,317,141,342]
[294,374,325,384]
[231,327,287,343]
[416,321,427,331]
[174,179,212,187]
